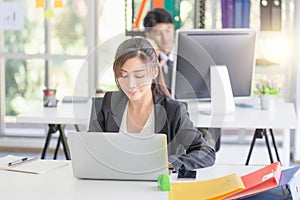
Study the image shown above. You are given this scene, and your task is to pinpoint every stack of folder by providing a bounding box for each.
[240,166,300,200]
[223,162,281,199]
[169,162,300,200]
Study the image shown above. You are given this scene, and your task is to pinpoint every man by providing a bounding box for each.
[143,8,175,90]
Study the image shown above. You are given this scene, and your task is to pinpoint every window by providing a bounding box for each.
[96,0,125,92]
[1,0,90,136]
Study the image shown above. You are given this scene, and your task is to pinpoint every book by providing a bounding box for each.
[260,0,271,30]
[241,0,250,28]
[0,155,69,174]
[221,0,234,28]
[169,173,245,200]
[234,0,250,28]
[240,166,300,200]
[271,0,281,31]
[260,0,281,31]
[223,161,282,199]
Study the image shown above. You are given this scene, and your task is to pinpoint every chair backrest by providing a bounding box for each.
[181,101,188,110]
[89,97,103,128]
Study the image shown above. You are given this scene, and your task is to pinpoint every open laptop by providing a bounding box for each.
[68,132,169,181]
[62,96,89,103]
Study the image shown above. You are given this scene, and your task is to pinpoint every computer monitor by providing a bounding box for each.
[171,29,256,101]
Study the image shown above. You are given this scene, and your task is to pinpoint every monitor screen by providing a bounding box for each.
[171,29,256,100]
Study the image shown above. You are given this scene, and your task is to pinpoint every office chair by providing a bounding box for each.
[180,101,221,152]
[89,97,104,129]
[87,99,221,152]
[198,127,221,152]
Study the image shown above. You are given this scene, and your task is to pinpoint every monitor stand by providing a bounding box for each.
[210,65,235,115]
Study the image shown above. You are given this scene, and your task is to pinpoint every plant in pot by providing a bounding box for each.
[254,80,282,110]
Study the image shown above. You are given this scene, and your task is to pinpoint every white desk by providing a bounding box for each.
[17,101,92,159]
[17,100,296,166]
[16,101,92,125]
[0,162,260,200]
[187,102,297,166]
[187,102,296,129]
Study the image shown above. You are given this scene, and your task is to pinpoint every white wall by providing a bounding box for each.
[0,30,4,134]
[293,0,300,162]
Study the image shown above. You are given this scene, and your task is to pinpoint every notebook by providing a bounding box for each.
[68,132,169,181]
[62,96,89,103]
[0,155,69,174]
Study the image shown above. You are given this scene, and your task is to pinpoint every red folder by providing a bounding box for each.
[223,161,281,200]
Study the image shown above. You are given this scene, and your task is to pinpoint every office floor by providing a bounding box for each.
[0,129,297,166]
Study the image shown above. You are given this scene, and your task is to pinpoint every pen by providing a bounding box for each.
[8,158,29,167]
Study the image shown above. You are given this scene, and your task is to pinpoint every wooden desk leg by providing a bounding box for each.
[41,124,58,159]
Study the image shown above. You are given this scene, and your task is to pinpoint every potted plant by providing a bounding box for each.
[254,80,282,110]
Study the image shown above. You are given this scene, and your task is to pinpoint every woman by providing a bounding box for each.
[89,37,215,170]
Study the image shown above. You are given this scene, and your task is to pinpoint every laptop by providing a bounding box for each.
[62,96,89,103]
[68,132,169,181]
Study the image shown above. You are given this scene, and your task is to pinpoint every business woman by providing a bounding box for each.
[89,37,215,170]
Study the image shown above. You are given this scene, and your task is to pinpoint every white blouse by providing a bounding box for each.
[119,102,154,133]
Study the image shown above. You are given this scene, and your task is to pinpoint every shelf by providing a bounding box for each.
[255,65,285,75]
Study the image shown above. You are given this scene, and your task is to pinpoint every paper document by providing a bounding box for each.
[169,173,245,200]
[0,155,69,174]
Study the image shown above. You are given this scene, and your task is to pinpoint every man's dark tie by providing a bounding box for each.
[163,59,173,75]
[163,59,174,90]
[167,59,173,68]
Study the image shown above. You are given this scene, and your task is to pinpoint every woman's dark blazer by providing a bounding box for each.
[89,91,215,170]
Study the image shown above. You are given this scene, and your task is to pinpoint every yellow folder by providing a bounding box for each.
[169,173,245,200]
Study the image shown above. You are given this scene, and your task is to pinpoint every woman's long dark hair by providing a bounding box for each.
[113,37,171,98]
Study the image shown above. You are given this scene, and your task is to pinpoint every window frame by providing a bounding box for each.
[0,0,97,136]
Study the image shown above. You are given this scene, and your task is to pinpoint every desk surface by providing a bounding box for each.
[16,100,297,166]
[0,161,260,200]
[16,100,296,129]
[17,100,92,125]
[188,101,296,129]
